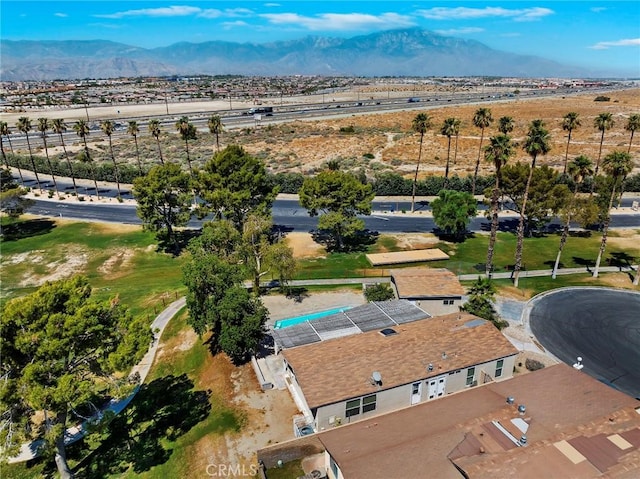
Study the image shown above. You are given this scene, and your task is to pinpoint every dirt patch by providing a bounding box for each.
[155,327,199,360]
[4,250,46,265]
[496,285,534,300]
[285,232,325,259]
[97,248,136,278]
[587,272,639,289]
[606,230,640,251]
[90,222,144,234]
[513,350,559,375]
[391,233,440,250]
[19,245,89,287]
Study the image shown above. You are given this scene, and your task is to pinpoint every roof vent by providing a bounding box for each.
[380,328,397,337]
[371,371,382,386]
[520,435,527,446]
[518,404,526,415]
[441,352,447,360]
[427,363,434,372]
[506,396,515,405]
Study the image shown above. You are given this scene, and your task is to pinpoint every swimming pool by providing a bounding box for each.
[274,306,353,329]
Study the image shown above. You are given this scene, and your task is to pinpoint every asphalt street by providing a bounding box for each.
[529,289,640,399]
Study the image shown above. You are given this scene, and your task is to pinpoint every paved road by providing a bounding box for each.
[528,288,640,399]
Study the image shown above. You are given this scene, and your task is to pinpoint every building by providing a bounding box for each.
[281,312,517,432]
[317,363,640,479]
[390,267,465,316]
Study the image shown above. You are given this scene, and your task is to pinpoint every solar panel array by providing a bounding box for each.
[271,300,431,349]
[376,300,430,324]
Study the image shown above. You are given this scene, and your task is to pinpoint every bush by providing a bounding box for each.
[364,283,395,302]
[525,358,545,371]
[594,95,611,102]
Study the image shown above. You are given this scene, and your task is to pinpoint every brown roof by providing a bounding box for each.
[282,312,517,409]
[318,364,640,479]
[391,267,465,298]
[366,248,449,266]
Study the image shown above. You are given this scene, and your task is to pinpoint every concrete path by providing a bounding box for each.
[8,297,186,464]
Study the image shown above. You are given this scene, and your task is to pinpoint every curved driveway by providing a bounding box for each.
[529,288,640,399]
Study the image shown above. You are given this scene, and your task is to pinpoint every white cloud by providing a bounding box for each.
[260,12,414,31]
[54,13,68,18]
[264,3,281,7]
[416,6,553,22]
[591,7,607,13]
[435,27,484,36]
[95,6,201,19]
[589,38,640,50]
[222,20,249,30]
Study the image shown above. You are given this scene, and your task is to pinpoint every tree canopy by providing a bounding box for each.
[196,145,278,230]
[0,168,34,222]
[431,189,477,239]
[0,276,152,478]
[299,169,374,250]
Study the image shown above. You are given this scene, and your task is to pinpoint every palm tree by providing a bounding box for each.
[440,117,458,187]
[148,119,164,165]
[471,108,493,195]
[513,120,551,287]
[101,120,121,197]
[498,116,515,135]
[207,114,223,153]
[37,117,60,198]
[16,116,42,191]
[1,121,24,185]
[127,120,143,175]
[625,113,640,154]
[452,118,462,165]
[561,112,581,174]
[176,116,196,176]
[593,112,614,181]
[552,156,594,279]
[73,119,100,200]
[52,119,79,198]
[410,113,432,212]
[593,151,633,278]
[484,134,515,278]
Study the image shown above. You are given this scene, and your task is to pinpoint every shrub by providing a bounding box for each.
[594,95,610,102]
[364,283,395,302]
[525,358,545,371]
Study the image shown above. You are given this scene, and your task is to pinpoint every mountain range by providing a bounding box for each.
[1,28,602,81]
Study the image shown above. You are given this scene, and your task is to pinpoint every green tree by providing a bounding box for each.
[207,114,223,153]
[431,189,477,240]
[0,168,34,226]
[593,151,633,277]
[265,240,297,294]
[484,134,515,277]
[16,116,42,191]
[299,169,375,250]
[625,113,640,154]
[411,113,432,212]
[0,276,152,479]
[175,116,197,176]
[127,120,143,175]
[440,117,459,186]
[471,107,493,195]
[148,119,164,165]
[593,112,614,181]
[52,119,79,198]
[1,121,23,184]
[364,283,395,302]
[132,163,193,252]
[37,117,60,198]
[73,119,100,200]
[242,213,274,294]
[101,120,121,197]
[561,112,581,174]
[196,145,278,230]
[513,120,551,287]
[497,116,515,135]
[460,277,506,329]
[191,219,242,261]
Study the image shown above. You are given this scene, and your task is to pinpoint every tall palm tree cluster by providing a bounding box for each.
[409,108,637,286]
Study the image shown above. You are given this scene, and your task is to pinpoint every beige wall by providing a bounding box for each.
[416,298,463,316]
[313,354,517,432]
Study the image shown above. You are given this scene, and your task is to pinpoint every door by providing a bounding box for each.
[427,375,447,400]
[411,382,422,404]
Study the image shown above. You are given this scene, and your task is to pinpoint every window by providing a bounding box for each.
[466,367,476,386]
[495,359,504,378]
[362,394,377,413]
[443,299,455,305]
[330,456,339,478]
[345,399,360,417]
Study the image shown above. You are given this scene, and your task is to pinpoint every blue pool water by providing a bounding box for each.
[274,306,352,329]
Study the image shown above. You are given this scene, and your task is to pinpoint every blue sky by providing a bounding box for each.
[2,1,639,75]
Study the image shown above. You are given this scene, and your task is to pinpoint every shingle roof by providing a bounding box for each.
[391,267,465,298]
[282,312,517,409]
[318,364,640,479]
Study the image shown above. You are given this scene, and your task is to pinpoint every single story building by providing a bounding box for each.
[390,267,465,316]
[316,363,640,479]
[281,312,518,432]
